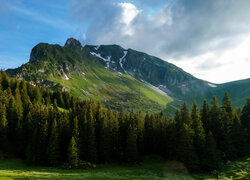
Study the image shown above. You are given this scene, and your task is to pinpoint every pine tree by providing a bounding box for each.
[191,101,205,160]
[143,113,152,155]
[201,131,221,171]
[33,86,42,103]
[0,103,8,151]
[241,98,250,150]
[222,92,234,118]
[107,108,119,160]
[86,108,97,162]
[220,109,235,160]
[209,96,222,149]
[1,72,9,90]
[118,107,127,159]
[231,114,248,157]
[176,124,199,171]
[72,116,79,142]
[180,103,192,125]
[47,118,59,166]
[99,111,111,162]
[7,96,20,146]
[125,125,138,162]
[135,111,144,155]
[67,136,79,168]
[200,99,210,134]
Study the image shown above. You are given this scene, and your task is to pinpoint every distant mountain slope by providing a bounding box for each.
[7,38,172,113]
[7,38,250,113]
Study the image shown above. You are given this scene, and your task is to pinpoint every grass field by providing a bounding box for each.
[0,157,249,180]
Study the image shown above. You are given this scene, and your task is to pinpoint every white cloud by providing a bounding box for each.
[119,3,141,25]
[118,3,141,36]
[71,0,250,83]
[170,35,250,83]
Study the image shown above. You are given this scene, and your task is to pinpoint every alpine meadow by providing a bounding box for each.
[0,0,250,179]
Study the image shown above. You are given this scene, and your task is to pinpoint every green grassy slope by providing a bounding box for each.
[7,40,172,113]
[0,157,249,180]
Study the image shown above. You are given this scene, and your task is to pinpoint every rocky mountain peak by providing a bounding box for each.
[64,38,82,49]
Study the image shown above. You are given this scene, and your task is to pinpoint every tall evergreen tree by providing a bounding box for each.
[0,103,8,151]
[200,99,210,134]
[231,114,248,157]
[72,116,79,142]
[125,125,138,162]
[209,96,222,149]
[191,101,205,160]
[180,103,191,125]
[201,131,221,171]
[47,118,59,166]
[176,124,199,171]
[86,108,97,162]
[241,98,250,149]
[67,136,79,168]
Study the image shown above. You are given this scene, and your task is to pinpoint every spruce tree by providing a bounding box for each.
[241,98,250,150]
[125,125,138,162]
[98,112,111,162]
[0,103,8,151]
[176,124,199,171]
[180,103,191,125]
[143,113,152,155]
[47,118,59,166]
[200,99,210,134]
[86,108,97,162]
[201,131,221,171]
[191,101,205,160]
[107,108,119,160]
[72,116,79,142]
[231,114,248,157]
[68,136,79,168]
[209,96,222,150]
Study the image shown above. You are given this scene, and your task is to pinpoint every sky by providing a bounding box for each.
[1,0,250,83]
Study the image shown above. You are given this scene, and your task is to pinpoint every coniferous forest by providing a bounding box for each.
[0,71,249,172]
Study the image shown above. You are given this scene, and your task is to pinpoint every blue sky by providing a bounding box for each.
[0,0,79,69]
[1,0,250,83]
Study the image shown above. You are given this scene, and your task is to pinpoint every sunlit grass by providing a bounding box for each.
[0,157,248,180]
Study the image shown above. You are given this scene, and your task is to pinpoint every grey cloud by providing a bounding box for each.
[196,60,223,71]
[71,0,250,60]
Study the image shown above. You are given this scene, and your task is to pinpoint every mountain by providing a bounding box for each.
[6,38,250,113]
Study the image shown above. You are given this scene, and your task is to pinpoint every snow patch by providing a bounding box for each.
[208,83,217,88]
[141,80,168,95]
[81,72,86,80]
[119,50,128,73]
[90,52,111,69]
[63,73,70,80]
[94,45,100,50]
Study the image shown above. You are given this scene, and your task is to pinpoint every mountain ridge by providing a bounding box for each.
[6,38,250,113]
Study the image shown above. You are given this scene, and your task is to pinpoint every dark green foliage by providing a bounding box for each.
[47,118,59,166]
[0,71,249,172]
[230,114,248,157]
[0,102,8,151]
[191,101,205,162]
[85,108,97,162]
[200,99,210,134]
[176,124,199,171]
[67,136,79,168]
[201,131,221,171]
[125,125,138,162]
[240,98,250,153]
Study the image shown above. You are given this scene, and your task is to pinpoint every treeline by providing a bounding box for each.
[0,71,249,172]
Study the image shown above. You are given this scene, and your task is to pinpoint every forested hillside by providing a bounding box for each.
[0,71,249,172]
